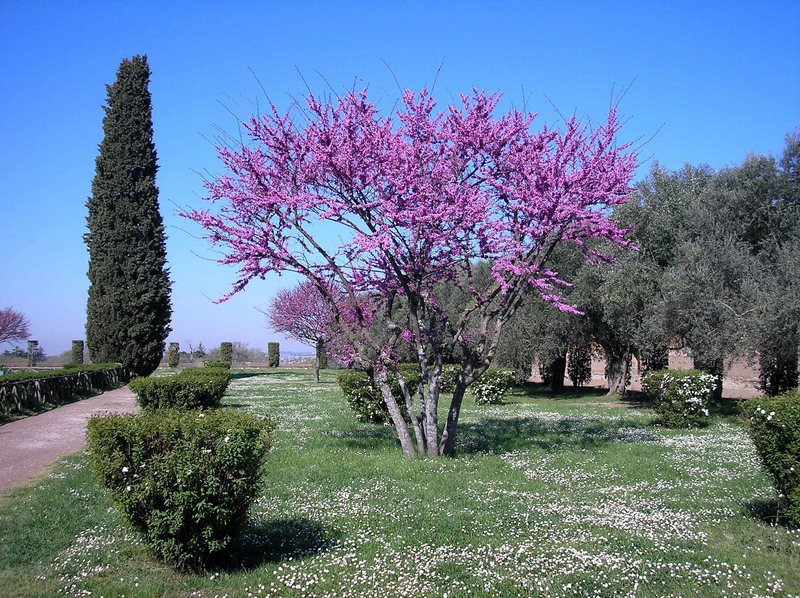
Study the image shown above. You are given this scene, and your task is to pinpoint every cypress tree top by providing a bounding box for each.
[85,55,172,377]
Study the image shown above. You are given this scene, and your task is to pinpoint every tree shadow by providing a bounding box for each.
[230,372,262,380]
[323,426,397,452]
[512,382,611,401]
[744,498,785,527]
[215,517,341,571]
[457,414,659,455]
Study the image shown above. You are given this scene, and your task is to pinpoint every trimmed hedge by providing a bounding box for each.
[268,342,280,368]
[641,369,716,428]
[470,368,515,405]
[0,363,122,383]
[220,342,233,366]
[0,365,130,415]
[338,365,418,424]
[742,391,800,527]
[87,408,274,572]
[129,368,230,411]
[203,360,231,370]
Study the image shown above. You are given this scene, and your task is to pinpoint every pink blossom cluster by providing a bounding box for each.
[186,87,635,312]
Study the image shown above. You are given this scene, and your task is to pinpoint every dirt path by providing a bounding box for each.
[0,386,138,496]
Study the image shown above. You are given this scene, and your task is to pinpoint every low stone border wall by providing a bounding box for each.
[0,367,131,415]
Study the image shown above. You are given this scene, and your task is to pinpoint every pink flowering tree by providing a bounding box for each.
[0,307,31,346]
[184,87,636,458]
[262,280,334,383]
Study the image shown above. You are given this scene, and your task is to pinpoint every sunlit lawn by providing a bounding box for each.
[0,368,798,597]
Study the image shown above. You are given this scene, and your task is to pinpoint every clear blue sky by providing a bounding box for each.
[1,1,798,357]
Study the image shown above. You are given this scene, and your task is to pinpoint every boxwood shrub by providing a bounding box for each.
[86,408,274,572]
[742,391,800,527]
[470,368,516,405]
[337,365,418,424]
[130,368,230,411]
[203,360,231,370]
[641,369,716,428]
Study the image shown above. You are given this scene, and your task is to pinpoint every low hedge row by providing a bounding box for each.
[0,363,122,384]
[742,391,800,527]
[0,365,130,415]
[87,408,274,572]
[129,368,231,411]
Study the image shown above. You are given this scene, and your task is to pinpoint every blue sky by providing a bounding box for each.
[1,1,798,357]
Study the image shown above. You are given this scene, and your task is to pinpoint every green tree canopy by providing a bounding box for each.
[85,55,171,377]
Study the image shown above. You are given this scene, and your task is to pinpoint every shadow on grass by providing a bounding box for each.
[323,426,398,452]
[230,372,262,380]
[217,517,341,570]
[746,498,779,521]
[513,382,610,401]
[457,414,659,455]
[743,498,795,529]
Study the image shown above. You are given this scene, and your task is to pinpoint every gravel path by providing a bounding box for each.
[0,386,138,496]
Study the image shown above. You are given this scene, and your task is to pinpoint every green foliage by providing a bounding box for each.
[220,342,233,365]
[167,342,180,368]
[203,359,230,370]
[641,369,716,428]
[70,340,84,365]
[567,344,592,387]
[742,391,800,527]
[440,364,460,392]
[470,368,515,405]
[268,342,280,367]
[85,55,171,377]
[86,408,273,572]
[337,365,418,424]
[129,368,230,411]
[1,363,121,383]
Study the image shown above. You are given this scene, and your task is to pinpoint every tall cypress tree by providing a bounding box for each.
[85,55,171,377]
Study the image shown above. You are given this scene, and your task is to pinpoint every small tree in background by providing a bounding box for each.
[168,342,180,368]
[0,307,30,346]
[27,340,39,367]
[220,342,233,366]
[85,55,171,377]
[71,340,85,365]
[268,342,280,368]
[264,281,333,382]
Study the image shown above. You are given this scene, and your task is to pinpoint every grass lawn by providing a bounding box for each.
[0,369,798,597]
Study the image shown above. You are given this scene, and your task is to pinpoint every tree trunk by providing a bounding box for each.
[605,349,631,396]
[546,354,567,393]
[439,380,467,457]
[374,369,417,459]
[314,338,325,384]
[424,372,440,459]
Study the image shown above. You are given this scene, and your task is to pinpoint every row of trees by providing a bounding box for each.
[73,54,799,458]
[493,132,799,400]
[263,129,799,420]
